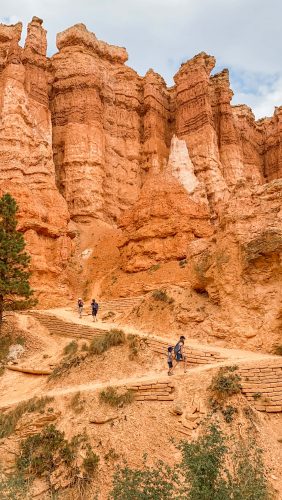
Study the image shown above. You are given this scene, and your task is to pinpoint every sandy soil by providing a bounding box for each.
[0,309,282,499]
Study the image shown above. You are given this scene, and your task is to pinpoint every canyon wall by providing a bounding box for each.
[0,18,73,304]
[0,18,281,343]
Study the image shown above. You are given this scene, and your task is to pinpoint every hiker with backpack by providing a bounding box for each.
[91,299,99,322]
[77,298,84,318]
[174,335,187,373]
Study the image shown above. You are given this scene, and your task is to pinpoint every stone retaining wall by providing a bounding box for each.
[146,338,224,366]
[126,379,175,401]
[239,361,282,412]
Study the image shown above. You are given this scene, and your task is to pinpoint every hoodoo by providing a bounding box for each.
[0,17,281,498]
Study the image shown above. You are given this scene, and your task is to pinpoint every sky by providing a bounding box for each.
[0,0,281,119]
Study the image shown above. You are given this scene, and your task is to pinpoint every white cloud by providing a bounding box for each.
[0,0,281,118]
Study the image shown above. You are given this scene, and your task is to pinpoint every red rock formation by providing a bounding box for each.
[119,170,213,272]
[0,17,72,304]
[259,107,282,181]
[0,17,281,328]
[50,23,143,223]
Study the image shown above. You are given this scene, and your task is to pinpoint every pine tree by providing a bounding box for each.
[0,193,36,330]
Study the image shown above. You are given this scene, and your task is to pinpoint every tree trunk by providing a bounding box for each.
[0,294,3,334]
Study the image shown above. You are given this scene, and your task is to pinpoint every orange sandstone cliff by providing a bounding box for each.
[0,19,281,347]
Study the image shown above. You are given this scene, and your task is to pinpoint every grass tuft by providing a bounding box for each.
[69,392,85,414]
[99,387,134,407]
[152,289,174,304]
[0,396,54,439]
[89,329,125,355]
[272,344,282,356]
[209,366,241,401]
[63,341,78,356]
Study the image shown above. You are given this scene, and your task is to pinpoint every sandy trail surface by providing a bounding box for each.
[0,307,279,409]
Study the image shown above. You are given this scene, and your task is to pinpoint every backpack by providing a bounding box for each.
[174,342,181,355]
[93,302,99,313]
[78,300,83,307]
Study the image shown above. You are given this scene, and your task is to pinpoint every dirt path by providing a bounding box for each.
[39,307,279,363]
[0,307,279,410]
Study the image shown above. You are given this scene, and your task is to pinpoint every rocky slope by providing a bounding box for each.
[0,18,281,348]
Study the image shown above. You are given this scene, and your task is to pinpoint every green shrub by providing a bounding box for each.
[89,330,125,355]
[99,387,134,407]
[110,424,270,500]
[0,396,53,439]
[222,405,238,423]
[83,447,99,477]
[63,340,78,356]
[252,392,262,400]
[272,344,282,356]
[16,426,99,495]
[69,392,85,414]
[178,424,229,499]
[152,290,174,304]
[0,469,27,500]
[209,366,241,400]
[0,335,13,368]
[231,440,269,500]
[16,425,75,476]
[127,334,139,360]
[148,264,161,273]
[105,448,119,462]
[49,355,82,379]
[111,461,176,499]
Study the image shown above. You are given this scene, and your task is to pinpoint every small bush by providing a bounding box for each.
[69,392,85,414]
[110,424,270,500]
[63,341,78,356]
[231,440,269,500]
[209,366,241,400]
[0,335,13,374]
[0,336,14,362]
[272,344,282,356]
[252,392,262,400]
[99,387,134,407]
[0,396,54,439]
[148,263,161,273]
[105,448,119,462]
[83,447,99,477]
[102,311,116,321]
[222,405,238,423]
[16,425,76,476]
[152,289,174,304]
[89,330,125,355]
[127,334,139,360]
[81,342,89,352]
[179,259,187,268]
[0,469,27,500]
[49,355,83,379]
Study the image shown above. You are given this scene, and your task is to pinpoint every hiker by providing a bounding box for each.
[167,346,174,376]
[174,335,187,373]
[77,298,84,318]
[91,299,99,322]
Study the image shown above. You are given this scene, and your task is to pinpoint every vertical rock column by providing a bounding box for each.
[260,106,282,181]
[0,18,72,304]
[142,69,172,173]
[231,105,264,184]
[51,25,106,220]
[174,52,229,211]
[210,69,246,186]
